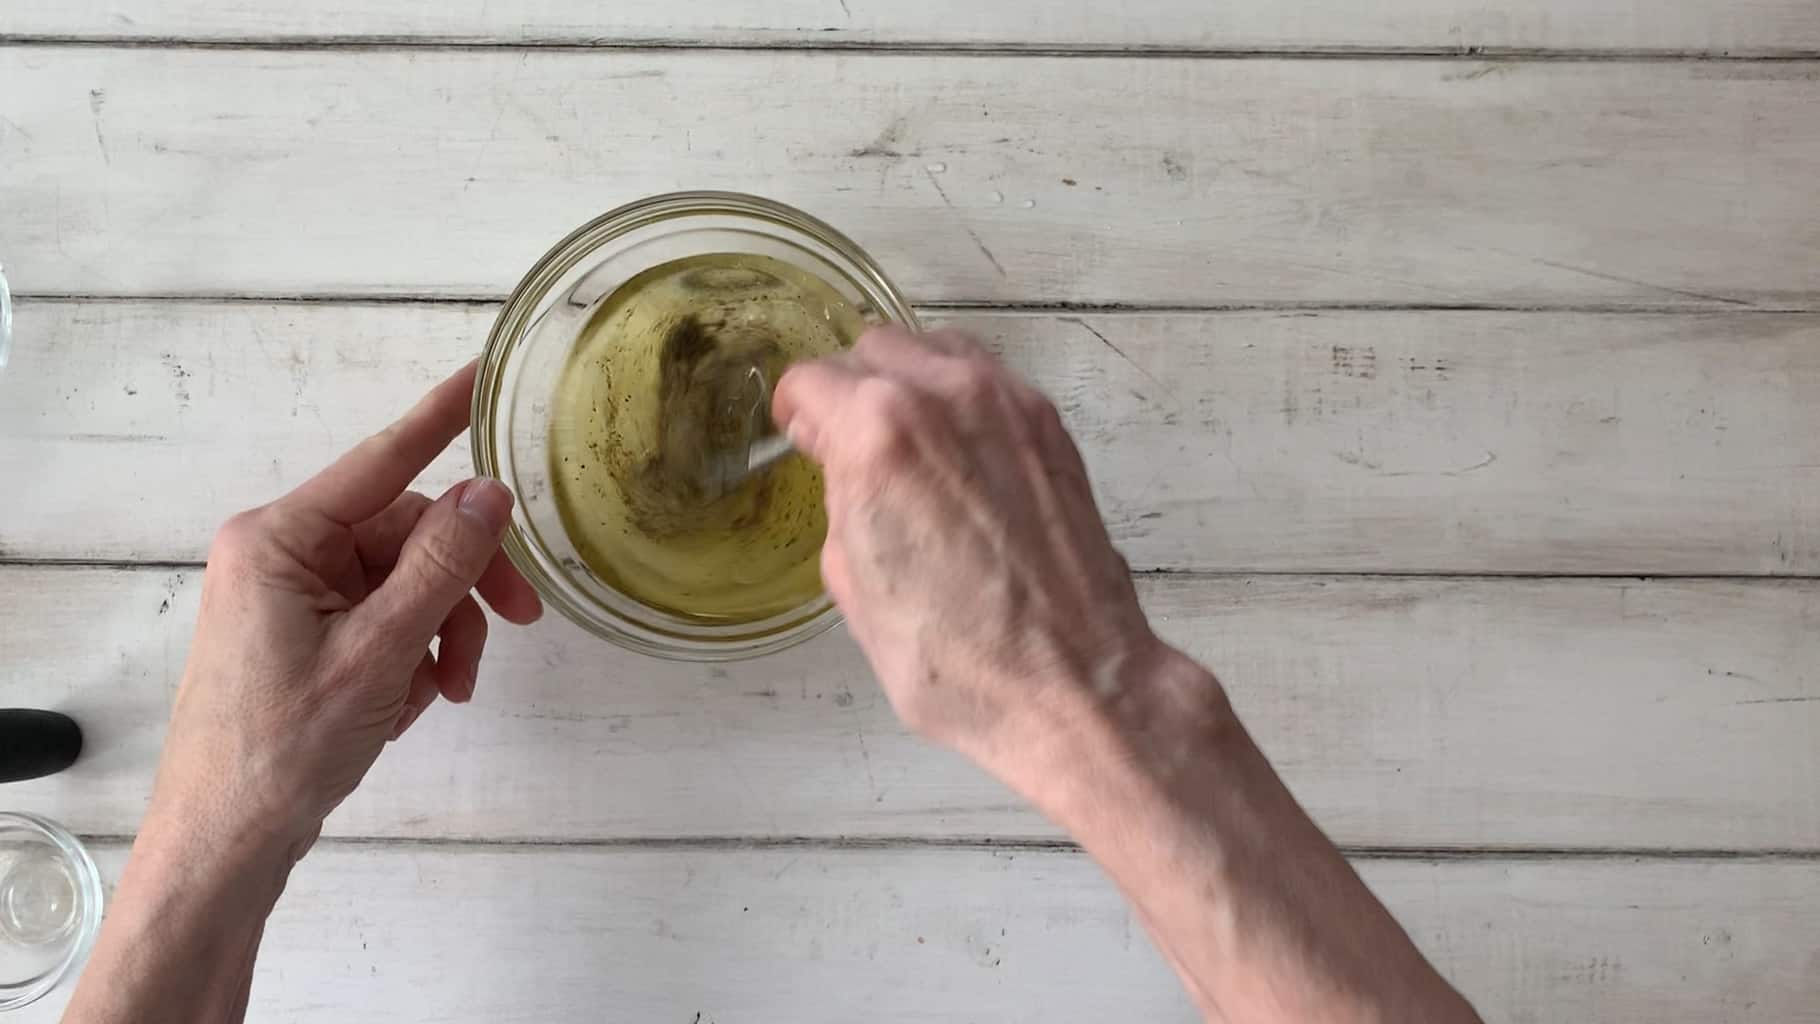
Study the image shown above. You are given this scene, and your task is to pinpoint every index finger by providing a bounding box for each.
[772,351,870,464]
[287,360,479,525]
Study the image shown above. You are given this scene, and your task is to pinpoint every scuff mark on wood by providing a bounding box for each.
[1331,344,1378,379]
[847,116,908,159]
[1531,257,1754,308]
[1443,64,1511,83]
[88,89,110,166]
[160,353,192,407]
[855,721,878,801]
[65,432,172,443]
[1333,448,1384,472]
[924,166,1006,278]
[0,114,35,143]
[1379,452,1500,478]
[1064,316,1162,396]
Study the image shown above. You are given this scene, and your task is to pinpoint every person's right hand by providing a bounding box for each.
[778,327,1485,1024]
[773,326,1163,787]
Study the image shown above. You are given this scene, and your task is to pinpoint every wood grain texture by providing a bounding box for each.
[4,4,1815,1015]
[3,51,1818,306]
[9,0,1820,54]
[16,844,1820,1022]
[8,301,1819,573]
[8,565,1818,848]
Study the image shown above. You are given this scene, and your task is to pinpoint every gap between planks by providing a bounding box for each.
[61,833,1820,861]
[12,294,1820,315]
[10,559,1820,583]
[3,35,1820,60]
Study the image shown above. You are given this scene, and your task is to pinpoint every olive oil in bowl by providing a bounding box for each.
[548,252,866,623]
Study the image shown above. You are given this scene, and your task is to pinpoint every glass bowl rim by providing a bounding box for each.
[472,191,919,660]
[0,811,105,1012]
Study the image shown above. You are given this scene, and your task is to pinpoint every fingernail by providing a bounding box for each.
[458,478,514,533]
[391,703,421,740]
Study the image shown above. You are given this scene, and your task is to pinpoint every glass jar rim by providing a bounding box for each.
[473,192,918,659]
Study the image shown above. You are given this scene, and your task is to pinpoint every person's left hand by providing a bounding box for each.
[144,361,542,864]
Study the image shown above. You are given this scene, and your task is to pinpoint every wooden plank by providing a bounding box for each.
[3,51,1817,306]
[8,301,1820,574]
[7,566,1818,849]
[1,300,487,563]
[8,0,1820,54]
[16,845,1820,1022]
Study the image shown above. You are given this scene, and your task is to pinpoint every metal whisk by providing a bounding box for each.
[697,364,795,500]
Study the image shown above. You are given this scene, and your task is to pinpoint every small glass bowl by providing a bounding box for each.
[473,192,918,661]
[0,813,103,1012]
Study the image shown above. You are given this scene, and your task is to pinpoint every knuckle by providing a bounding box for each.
[1026,391,1066,433]
[209,507,268,560]
[929,328,985,356]
[419,543,470,586]
[330,631,395,684]
[852,379,923,462]
[410,530,479,589]
[371,417,410,452]
[853,420,915,466]
[951,359,997,401]
[1006,382,1066,439]
[857,376,916,421]
[854,324,912,358]
[856,322,908,345]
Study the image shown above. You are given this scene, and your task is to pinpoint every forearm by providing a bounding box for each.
[1011,644,1479,1024]
[61,812,295,1024]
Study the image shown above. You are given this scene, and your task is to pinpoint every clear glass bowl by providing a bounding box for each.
[473,192,918,660]
[0,813,103,1011]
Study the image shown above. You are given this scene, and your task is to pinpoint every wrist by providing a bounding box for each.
[128,802,303,913]
[992,639,1242,828]
[62,796,297,1024]
[143,724,327,877]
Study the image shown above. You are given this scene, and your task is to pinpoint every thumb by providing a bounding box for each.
[360,478,514,645]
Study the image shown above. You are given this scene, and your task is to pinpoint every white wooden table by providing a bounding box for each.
[4,2,1820,1020]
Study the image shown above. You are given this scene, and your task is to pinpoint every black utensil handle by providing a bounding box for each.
[0,710,83,783]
